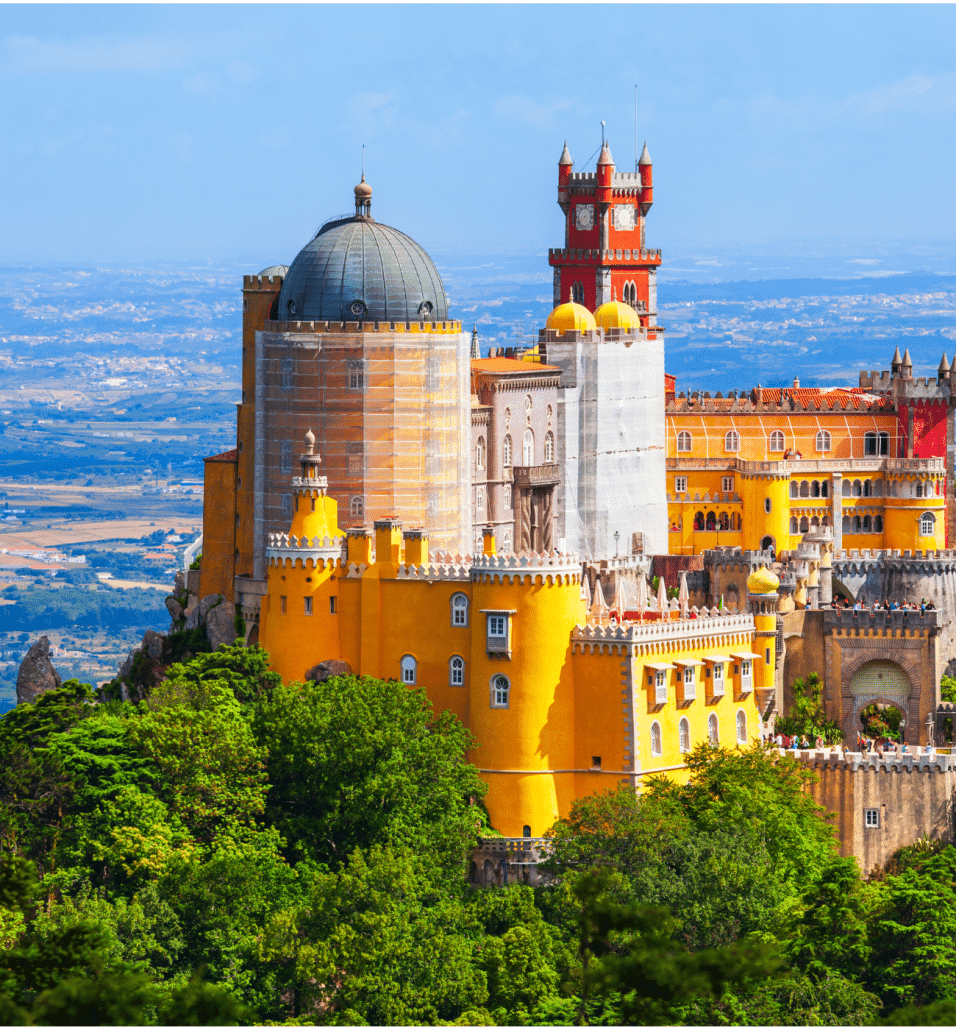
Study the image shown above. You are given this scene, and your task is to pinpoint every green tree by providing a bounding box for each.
[776,672,843,742]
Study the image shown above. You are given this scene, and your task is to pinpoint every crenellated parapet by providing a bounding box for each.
[833,548,956,574]
[667,389,892,415]
[395,561,471,582]
[547,247,662,265]
[265,532,346,568]
[262,319,462,334]
[572,609,756,655]
[823,607,941,633]
[470,550,582,585]
[787,748,956,773]
[243,274,285,291]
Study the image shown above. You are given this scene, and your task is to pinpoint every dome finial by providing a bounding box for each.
[354,152,373,218]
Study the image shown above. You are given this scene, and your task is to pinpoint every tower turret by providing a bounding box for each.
[638,141,653,217]
[902,348,914,379]
[940,352,951,382]
[747,565,781,721]
[596,142,614,251]
[891,346,903,375]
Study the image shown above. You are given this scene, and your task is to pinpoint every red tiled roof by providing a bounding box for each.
[471,358,561,373]
[204,449,237,463]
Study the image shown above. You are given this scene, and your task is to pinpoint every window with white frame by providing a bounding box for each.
[350,496,365,520]
[451,593,469,627]
[736,709,747,744]
[769,429,784,452]
[491,673,510,708]
[724,430,740,453]
[650,721,662,756]
[503,435,513,467]
[449,655,465,687]
[708,713,719,745]
[504,484,512,509]
[920,512,936,537]
[486,612,510,653]
[740,659,752,692]
[679,717,690,753]
[502,530,512,553]
[523,429,534,465]
[400,655,417,685]
[864,808,880,828]
[721,476,734,493]
[683,665,696,701]
[674,476,688,494]
[677,430,692,452]
[711,662,725,696]
[816,430,831,452]
[348,360,366,391]
[476,436,485,471]
[476,487,484,511]
[654,669,668,705]
[545,432,554,463]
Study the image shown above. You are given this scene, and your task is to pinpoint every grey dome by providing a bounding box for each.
[276,217,449,323]
[259,264,289,277]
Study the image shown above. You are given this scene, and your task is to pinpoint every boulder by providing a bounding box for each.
[142,630,165,662]
[184,602,200,631]
[16,636,62,705]
[206,600,238,651]
[174,570,186,595]
[198,593,223,624]
[165,596,183,623]
[305,659,353,683]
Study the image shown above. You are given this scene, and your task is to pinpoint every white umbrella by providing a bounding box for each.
[678,571,689,619]
[590,577,609,623]
[656,575,668,614]
[636,572,649,620]
[613,576,628,620]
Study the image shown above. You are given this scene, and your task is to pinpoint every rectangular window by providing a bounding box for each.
[591,756,602,769]
[281,494,293,518]
[740,659,752,692]
[348,360,366,391]
[281,441,293,473]
[279,595,287,615]
[488,615,507,637]
[683,665,696,701]
[655,670,667,705]
[674,476,687,494]
[348,443,364,476]
[865,808,880,828]
[765,647,771,665]
[281,358,293,391]
[712,663,725,696]
[329,596,337,614]
[304,596,313,616]
[486,613,512,655]
[722,476,734,493]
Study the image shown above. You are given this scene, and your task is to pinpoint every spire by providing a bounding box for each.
[597,141,614,166]
[902,348,913,367]
[940,352,951,373]
[298,429,323,481]
[558,140,572,166]
[638,141,652,166]
[589,577,609,623]
[892,346,902,366]
[354,174,372,218]
[470,325,480,361]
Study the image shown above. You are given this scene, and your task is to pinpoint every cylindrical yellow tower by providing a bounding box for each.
[259,432,346,683]
[747,565,781,723]
[740,471,790,553]
[468,553,587,837]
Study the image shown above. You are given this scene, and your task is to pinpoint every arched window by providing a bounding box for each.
[502,530,512,553]
[811,480,820,498]
[736,709,747,744]
[842,479,851,498]
[491,673,510,708]
[874,479,884,497]
[790,517,799,534]
[571,281,585,304]
[842,515,850,533]
[451,593,469,627]
[708,713,719,745]
[920,512,936,537]
[623,281,638,307]
[874,514,883,533]
[862,515,872,533]
[281,494,293,519]
[476,487,484,511]
[724,430,740,453]
[719,512,729,531]
[810,515,820,528]
[677,431,692,452]
[790,481,799,499]
[852,480,862,497]
[852,515,862,533]
[799,481,810,498]
[916,482,924,498]
[400,655,417,685]
[650,721,662,756]
[679,717,690,753]
[694,511,705,531]
[800,516,809,533]
[522,429,534,465]
[350,496,364,520]
[816,430,831,452]
[891,480,899,498]
[821,480,829,498]
[476,436,485,470]
[706,511,717,531]
[769,429,784,452]
[503,435,513,467]
[449,655,465,687]
[863,479,872,497]
[544,432,554,463]
[504,484,511,509]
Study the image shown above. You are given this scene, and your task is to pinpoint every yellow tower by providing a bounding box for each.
[258,431,346,683]
[747,565,781,721]
[467,553,587,837]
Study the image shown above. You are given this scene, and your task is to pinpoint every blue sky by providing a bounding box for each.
[3,4,956,266]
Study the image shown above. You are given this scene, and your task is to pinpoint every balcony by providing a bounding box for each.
[511,464,561,488]
[667,456,944,475]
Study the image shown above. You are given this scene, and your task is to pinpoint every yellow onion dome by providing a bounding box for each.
[546,300,597,334]
[594,299,642,330]
[747,566,780,595]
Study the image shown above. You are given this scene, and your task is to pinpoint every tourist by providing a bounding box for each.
[815,735,824,750]
[926,739,936,756]
[774,732,783,748]
[901,742,910,754]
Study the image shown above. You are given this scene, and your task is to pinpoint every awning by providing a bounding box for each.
[645,662,676,671]
[730,650,762,660]
[703,655,731,664]
[672,658,705,667]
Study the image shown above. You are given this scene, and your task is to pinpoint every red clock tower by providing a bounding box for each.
[550,139,661,337]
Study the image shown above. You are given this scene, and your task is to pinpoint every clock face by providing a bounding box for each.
[612,205,636,231]
[575,205,595,231]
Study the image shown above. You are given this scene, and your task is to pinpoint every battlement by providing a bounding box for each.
[567,171,596,184]
[547,247,662,265]
[538,326,647,344]
[263,319,462,335]
[265,532,347,567]
[611,171,643,188]
[572,609,755,652]
[667,389,891,414]
[394,560,470,582]
[786,748,956,773]
[471,550,582,584]
[243,274,284,291]
[700,546,771,572]
[833,547,956,564]
[822,607,941,631]
[859,369,951,399]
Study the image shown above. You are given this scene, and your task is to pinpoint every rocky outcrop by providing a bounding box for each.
[306,659,353,683]
[16,636,62,705]
[206,599,238,651]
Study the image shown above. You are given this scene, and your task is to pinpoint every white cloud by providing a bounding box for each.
[0,34,191,75]
[845,72,956,116]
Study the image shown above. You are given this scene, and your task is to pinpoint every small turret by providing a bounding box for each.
[558,140,573,168]
[638,141,653,216]
[470,325,480,361]
[354,175,372,219]
[902,348,913,378]
[557,141,573,225]
[940,353,951,381]
[891,346,903,375]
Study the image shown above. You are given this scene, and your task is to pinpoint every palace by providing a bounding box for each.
[193,139,948,847]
